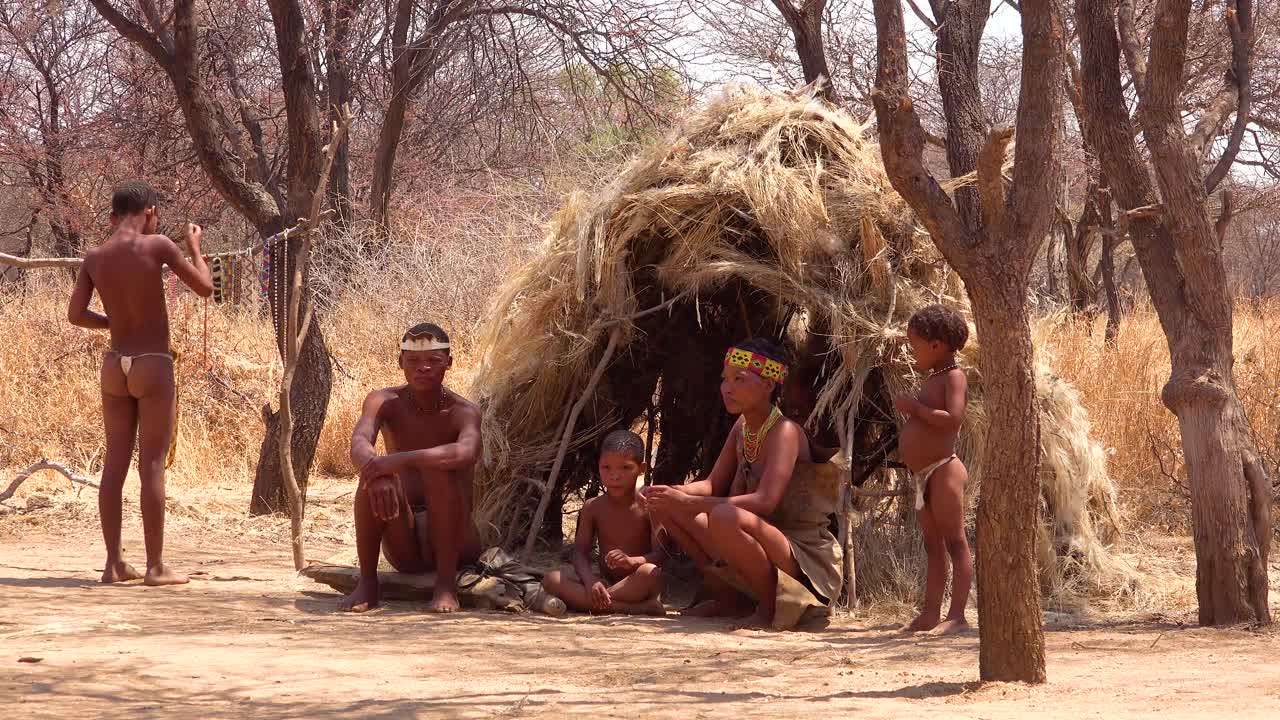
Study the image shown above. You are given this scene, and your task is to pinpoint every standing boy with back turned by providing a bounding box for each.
[67,180,213,586]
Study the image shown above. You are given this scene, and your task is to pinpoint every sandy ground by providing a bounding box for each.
[1,481,1279,719]
[1,531,1277,719]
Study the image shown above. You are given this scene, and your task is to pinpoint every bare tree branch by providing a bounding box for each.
[1203,0,1253,192]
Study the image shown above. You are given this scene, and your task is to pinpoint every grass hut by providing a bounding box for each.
[468,87,1129,605]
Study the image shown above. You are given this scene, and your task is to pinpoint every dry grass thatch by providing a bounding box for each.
[468,86,1132,604]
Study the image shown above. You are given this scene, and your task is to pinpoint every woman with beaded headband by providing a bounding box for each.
[641,338,843,629]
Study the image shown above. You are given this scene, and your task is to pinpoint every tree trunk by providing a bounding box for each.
[1066,182,1101,315]
[249,234,330,509]
[323,0,355,231]
[1075,0,1271,624]
[931,0,991,231]
[773,0,839,102]
[1098,235,1122,344]
[968,276,1047,683]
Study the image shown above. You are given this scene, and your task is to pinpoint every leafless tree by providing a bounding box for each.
[1076,0,1271,624]
[871,0,1062,682]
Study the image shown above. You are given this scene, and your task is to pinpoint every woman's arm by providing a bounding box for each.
[724,421,801,516]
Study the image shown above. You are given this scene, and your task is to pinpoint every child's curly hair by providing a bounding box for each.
[907,303,969,351]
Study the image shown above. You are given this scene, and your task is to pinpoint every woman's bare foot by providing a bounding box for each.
[930,617,970,635]
[427,587,461,613]
[339,577,380,612]
[900,612,940,633]
[143,564,190,587]
[101,561,144,584]
[615,597,666,616]
[732,607,773,631]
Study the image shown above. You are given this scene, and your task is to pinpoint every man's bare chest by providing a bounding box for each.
[381,402,459,452]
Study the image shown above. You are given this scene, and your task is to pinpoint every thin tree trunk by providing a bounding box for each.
[251,231,332,514]
[323,0,355,231]
[968,277,1047,682]
[1099,236,1122,344]
[1066,183,1101,315]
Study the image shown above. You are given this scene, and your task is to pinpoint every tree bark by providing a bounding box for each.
[322,0,355,231]
[1066,182,1101,315]
[772,0,839,102]
[871,0,1059,683]
[930,0,991,231]
[1076,0,1270,624]
[968,276,1047,682]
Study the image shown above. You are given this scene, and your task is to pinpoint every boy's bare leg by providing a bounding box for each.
[541,566,596,613]
[132,361,187,586]
[99,368,143,584]
[707,504,799,629]
[341,483,419,612]
[607,564,664,615]
[903,483,947,632]
[928,461,972,635]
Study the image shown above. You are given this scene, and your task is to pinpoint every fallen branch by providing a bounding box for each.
[0,252,81,270]
[0,460,100,502]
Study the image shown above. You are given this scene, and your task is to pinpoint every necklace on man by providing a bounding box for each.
[742,405,783,476]
[405,387,447,415]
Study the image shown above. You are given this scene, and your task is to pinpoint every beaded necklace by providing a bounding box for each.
[742,405,783,476]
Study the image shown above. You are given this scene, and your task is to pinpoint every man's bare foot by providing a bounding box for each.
[929,617,970,635]
[900,613,940,633]
[732,608,773,631]
[101,561,144,584]
[339,578,380,613]
[427,587,461,613]
[143,564,190,587]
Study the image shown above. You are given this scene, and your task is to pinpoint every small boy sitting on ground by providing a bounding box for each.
[894,303,973,635]
[541,430,666,615]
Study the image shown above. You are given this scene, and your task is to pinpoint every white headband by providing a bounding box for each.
[401,336,450,352]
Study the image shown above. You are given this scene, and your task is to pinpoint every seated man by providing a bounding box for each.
[541,430,666,615]
[342,323,483,613]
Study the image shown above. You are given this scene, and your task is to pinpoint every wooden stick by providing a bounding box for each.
[0,252,81,270]
[522,327,622,559]
[0,461,100,503]
[276,106,352,571]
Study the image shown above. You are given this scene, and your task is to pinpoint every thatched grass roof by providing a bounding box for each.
[468,86,1130,603]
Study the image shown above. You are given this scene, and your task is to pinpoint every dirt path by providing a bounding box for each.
[2,527,1277,719]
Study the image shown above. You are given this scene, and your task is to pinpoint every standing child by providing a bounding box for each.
[67,180,213,585]
[541,430,666,615]
[894,303,972,635]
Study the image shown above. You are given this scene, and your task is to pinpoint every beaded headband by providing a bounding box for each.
[401,331,450,352]
[724,346,789,383]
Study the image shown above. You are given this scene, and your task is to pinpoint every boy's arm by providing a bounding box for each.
[903,375,967,432]
[572,502,601,586]
[158,226,213,298]
[67,265,108,329]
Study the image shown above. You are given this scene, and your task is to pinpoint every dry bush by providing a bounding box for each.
[1036,302,1280,534]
